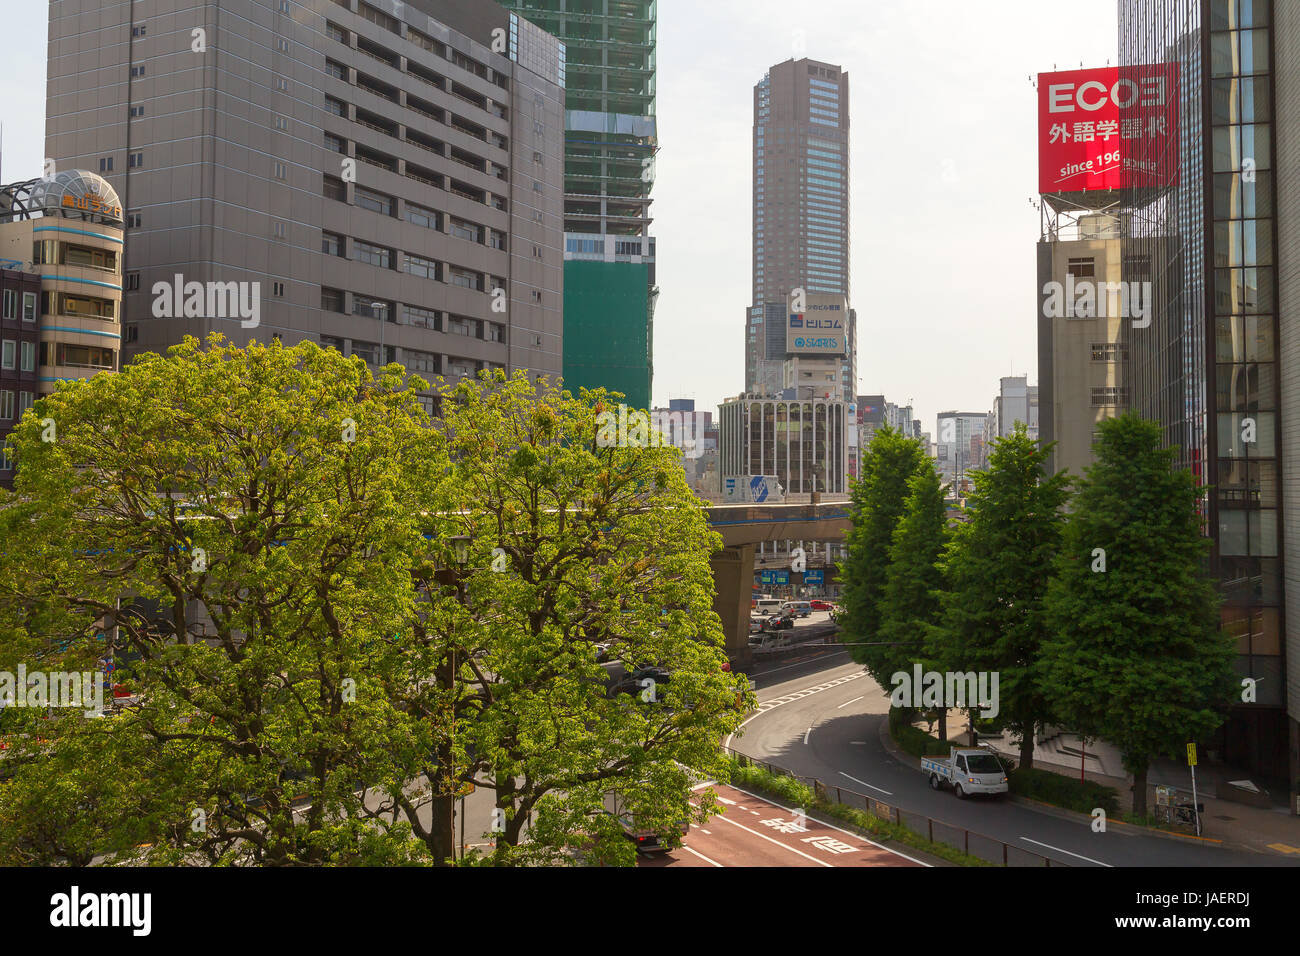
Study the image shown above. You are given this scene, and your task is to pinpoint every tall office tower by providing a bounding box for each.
[1120,0,1296,792]
[746,58,854,402]
[498,0,656,410]
[45,0,566,416]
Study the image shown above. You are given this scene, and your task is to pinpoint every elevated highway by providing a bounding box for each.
[704,501,851,667]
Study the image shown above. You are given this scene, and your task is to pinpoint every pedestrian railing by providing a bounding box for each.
[721,747,1071,866]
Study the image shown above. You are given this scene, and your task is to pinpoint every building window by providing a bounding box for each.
[404,203,440,230]
[405,254,439,280]
[354,186,393,216]
[352,295,390,322]
[125,325,139,343]
[129,152,144,168]
[130,65,145,77]
[321,287,344,313]
[1090,343,1127,362]
[447,316,475,336]
[403,305,439,329]
[132,24,146,37]
[18,392,33,415]
[0,391,12,420]
[127,212,141,228]
[1090,386,1129,407]
[273,162,286,180]
[352,240,392,269]
[272,281,285,297]
[403,348,439,374]
[57,344,115,369]
[20,342,35,372]
[321,231,344,257]
[323,175,346,201]
[1,291,13,319]
[1,340,14,370]
[99,157,113,172]
[21,292,36,321]
[1067,257,1095,277]
[351,341,378,365]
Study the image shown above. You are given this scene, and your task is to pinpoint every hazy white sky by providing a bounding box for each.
[0,0,1117,435]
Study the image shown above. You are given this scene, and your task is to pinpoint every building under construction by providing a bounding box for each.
[500,0,658,409]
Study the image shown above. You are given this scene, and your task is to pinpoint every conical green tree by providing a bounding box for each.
[838,427,928,687]
[1043,413,1231,815]
[934,424,1069,768]
[879,463,950,738]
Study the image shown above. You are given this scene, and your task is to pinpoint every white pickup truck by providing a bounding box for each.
[921,747,1009,799]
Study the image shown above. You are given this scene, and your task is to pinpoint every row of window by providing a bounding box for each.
[0,390,35,421]
[0,340,36,372]
[320,287,505,342]
[33,240,120,274]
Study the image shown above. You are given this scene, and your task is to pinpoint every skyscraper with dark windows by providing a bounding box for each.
[1120,0,1299,796]
[746,58,854,403]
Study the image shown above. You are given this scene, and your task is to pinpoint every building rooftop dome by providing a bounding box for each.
[0,169,123,226]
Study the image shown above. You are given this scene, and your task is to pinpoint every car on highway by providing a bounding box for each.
[749,616,767,634]
[781,601,813,618]
[754,598,784,616]
[763,612,795,631]
[603,793,688,853]
[810,599,835,611]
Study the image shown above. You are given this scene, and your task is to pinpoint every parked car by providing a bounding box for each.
[810,599,834,611]
[749,616,767,634]
[781,601,813,618]
[608,666,672,699]
[763,613,794,632]
[754,598,784,616]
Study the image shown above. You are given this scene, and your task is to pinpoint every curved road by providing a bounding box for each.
[731,651,1290,867]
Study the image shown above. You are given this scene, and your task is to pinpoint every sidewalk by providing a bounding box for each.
[973,724,1300,860]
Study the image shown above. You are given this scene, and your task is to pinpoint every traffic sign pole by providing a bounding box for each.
[1187,743,1201,837]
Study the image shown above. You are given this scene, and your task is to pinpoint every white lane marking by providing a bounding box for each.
[1019,837,1112,867]
[839,771,892,796]
[700,828,711,835]
[724,668,867,749]
[716,796,736,805]
[680,844,724,867]
[850,741,867,745]
[691,780,716,791]
[837,695,865,709]
[804,725,814,746]
[726,784,930,867]
[748,649,850,680]
[714,812,834,867]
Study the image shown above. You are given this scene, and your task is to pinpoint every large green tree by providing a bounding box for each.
[878,463,950,738]
[0,335,446,865]
[375,372,752,866]
[1043,413,1231,814]
[934,425,1069,767]
[838,427,929,686]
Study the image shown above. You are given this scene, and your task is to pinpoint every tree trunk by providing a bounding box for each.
[425,648,458,865]
[1018,724,1035,771]
[936,709,947,744]
[1132,762,1148,817]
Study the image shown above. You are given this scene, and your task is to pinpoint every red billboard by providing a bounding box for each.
[1038,64,1179,195]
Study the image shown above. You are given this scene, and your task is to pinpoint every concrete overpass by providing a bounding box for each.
[704,501,851,667]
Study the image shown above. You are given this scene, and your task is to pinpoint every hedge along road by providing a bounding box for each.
[729,656,1283,867]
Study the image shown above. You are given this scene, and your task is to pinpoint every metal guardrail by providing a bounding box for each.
[722,747,1070,867]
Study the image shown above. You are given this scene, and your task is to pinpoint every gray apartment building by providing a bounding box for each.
[45,0,567,413]
[746,57,855,403]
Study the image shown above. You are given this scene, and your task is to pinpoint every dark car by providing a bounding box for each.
[608,666,672,699]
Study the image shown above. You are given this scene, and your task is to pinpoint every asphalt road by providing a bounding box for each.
[728,652,1291,868]
[639,782,927,867]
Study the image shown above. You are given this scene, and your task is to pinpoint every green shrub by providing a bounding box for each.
[1007,766,1119,816]
[887,708,963,758]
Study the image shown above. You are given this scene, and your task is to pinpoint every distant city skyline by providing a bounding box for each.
[0,0,1118,431]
